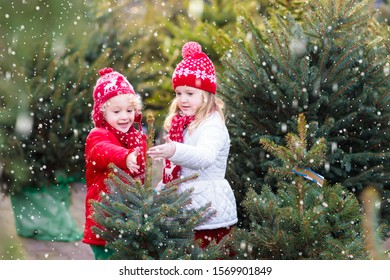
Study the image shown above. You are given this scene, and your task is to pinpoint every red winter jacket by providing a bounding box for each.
[82,127,146,246]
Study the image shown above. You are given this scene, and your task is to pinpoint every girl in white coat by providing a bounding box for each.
[147,42,237,249]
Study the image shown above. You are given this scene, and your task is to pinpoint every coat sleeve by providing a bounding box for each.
[86,129,130,170]
[169,119,228,170]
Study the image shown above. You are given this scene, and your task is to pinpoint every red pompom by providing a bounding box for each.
[98,67,113,76]
[182,42,202,59]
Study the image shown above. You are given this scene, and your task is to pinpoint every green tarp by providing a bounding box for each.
[11,184,82,241]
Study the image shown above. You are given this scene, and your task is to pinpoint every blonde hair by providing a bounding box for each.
[163,91,225,133]
[100,93,143,116]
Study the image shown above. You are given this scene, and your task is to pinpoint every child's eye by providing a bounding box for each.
[127,109,133,113]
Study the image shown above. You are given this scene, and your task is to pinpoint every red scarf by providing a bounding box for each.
[162,114,195,184]
[103,120,147,181]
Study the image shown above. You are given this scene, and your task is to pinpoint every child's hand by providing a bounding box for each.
[126,147,140,173]
[147,136,176,161]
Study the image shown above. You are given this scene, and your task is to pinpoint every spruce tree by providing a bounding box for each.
[218,0,390,224]
[91,114,228,260]
[231,114,368,260]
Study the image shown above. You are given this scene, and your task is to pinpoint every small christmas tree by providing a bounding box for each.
[232,114,368,259]
[91,114,227,259]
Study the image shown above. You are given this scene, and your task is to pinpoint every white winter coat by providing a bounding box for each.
[169,112,238,230]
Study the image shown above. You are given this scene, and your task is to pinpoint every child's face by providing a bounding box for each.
[103,94,135,133]
[175,86,204,116]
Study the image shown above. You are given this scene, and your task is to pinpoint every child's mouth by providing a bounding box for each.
[118,122,129,128]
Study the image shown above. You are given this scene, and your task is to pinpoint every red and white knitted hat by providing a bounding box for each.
[92,67,141,128]
[172,41,217,94]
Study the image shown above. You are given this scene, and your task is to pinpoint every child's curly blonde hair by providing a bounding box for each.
[100,93,143,116]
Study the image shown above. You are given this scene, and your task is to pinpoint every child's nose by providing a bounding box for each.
[180,95,188,102]
[120,111,129,119]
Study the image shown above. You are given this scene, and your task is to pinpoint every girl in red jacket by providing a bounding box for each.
[82,68,146,259]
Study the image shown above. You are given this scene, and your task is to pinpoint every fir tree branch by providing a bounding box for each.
[373,74,390,91]
[329,76,359,103]
[324,43,360,83]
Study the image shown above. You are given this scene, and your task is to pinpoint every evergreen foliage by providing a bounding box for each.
[0,39,107,191]
[0,1,93,192]
[91,114,227,260]
[265,0,309,22]
[231,114,368,259]
[218,0,390,224]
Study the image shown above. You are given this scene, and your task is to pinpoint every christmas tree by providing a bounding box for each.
[218,0,390,224]
[231,114,369,259]
[91,114,228,259]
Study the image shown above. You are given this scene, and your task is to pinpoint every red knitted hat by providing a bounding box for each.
[92,68,141,128]
[172,42,217,94]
